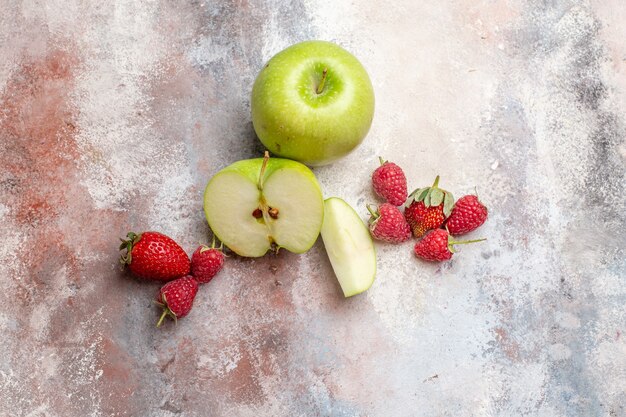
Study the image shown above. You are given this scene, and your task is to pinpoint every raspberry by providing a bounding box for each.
[445,195,488,236]
[368,203,412,243]
[372,157,408,206]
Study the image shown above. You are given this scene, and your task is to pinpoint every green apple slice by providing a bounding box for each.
[320,197,376,297]
[204,155,324,257]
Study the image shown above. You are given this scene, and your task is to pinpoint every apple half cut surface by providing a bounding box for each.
[320,197,376,297]
[204,153,324,257]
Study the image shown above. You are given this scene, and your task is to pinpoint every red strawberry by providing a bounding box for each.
[367,203,412,243]
[155,275,198,326]
[405,176,454,238]
[119,231,190,281]
[191,240,224,284]
[446,195,488,236]
[372,157,408,206]
[413,229,485,262]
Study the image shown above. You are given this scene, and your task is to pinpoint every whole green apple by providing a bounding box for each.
[204,153,324,257]
[251,41,375,166]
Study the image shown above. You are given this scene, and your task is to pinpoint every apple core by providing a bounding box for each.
[204,153,324,257]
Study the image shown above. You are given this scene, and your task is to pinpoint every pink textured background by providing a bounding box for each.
[1,1,625,416]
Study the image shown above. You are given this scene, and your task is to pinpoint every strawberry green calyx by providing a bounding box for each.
[407,175,455,217]
[447,237,486,253]
[119,232,142,265]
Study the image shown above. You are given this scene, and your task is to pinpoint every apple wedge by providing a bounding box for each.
[320,197,376,297]
[204,153,324,257]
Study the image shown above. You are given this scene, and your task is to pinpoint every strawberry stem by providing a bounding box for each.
[432,175,440,189]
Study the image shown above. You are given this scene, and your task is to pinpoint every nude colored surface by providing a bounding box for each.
[1,1,625,416]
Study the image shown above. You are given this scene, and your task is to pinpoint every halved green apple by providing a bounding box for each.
[204,153,324,257]
[320,197,376,297]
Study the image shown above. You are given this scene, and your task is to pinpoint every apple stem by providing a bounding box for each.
[316,68,328,94]
[258,151,270,191]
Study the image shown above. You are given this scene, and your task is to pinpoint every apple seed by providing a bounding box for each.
[268,207,279,219]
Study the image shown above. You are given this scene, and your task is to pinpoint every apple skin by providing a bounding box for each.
[203,156,324,257]
[251,41,375,166]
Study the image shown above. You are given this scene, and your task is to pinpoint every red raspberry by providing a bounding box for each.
[367,203,412,243]
[191,244,224,284]
[156,275,199,326]
[413,229,485,262]
[372,157,408,206]
[445,195,488,236]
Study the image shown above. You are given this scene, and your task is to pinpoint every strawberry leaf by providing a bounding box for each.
[410,187,427,202]
[416,188,429,202]
[430,189,444,206]
[443,192,455,217]
[408,187,422,199]
[424,190,431,206]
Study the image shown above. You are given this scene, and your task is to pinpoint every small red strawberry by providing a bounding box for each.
[445,195,488,236]
[191,239,224,284]
[405,176,454,238]
[413,229,485,262]
[367,203,412,243]
[372,157,408,206]
[119,231,190,281]
[156,275,198,326]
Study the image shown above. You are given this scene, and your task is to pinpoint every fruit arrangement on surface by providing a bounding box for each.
[368,159,488,262]
[120,232,224,326]
[117,40,492,321]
